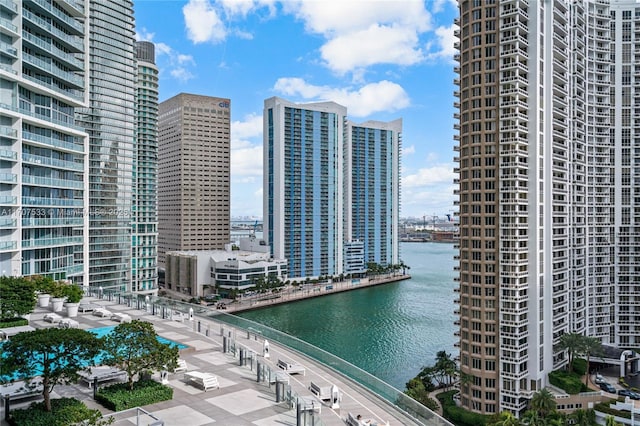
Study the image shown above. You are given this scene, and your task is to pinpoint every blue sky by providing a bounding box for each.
[134,0,459,220]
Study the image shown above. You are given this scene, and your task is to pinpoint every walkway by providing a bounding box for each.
[1,296,451,426]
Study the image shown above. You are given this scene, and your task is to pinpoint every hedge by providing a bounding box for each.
[96,379,173,411]
[436,390,490,426]
[9,397,103,426]
[549,370,588,394]
[0,318,29,329]
[572,358,587,376]
[594,401,632,419]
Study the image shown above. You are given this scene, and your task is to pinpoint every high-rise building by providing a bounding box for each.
[264,97,401,279]
[132,41,158,293]
[0,0,89,282]
[345,119,402,268]
[157,93,230,269]
[76,0,136,289]
[454,0,640,416]
[264,97,346,279]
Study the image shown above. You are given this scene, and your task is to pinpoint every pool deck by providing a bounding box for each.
[1,297,449,426]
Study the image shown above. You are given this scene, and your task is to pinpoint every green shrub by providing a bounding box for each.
[549,370,588,394]
[594,401,632,419]
[436,390,490,426]
[0,318,28,328]
[572,358,587,376]
[8,397,104,426]
[96,379,173,411]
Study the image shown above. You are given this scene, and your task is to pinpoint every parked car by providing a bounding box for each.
[618,389,640,400]
[594,374,606,385]
[599,382,616,393]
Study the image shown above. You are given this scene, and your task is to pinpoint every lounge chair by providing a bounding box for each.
[174,359,188,372]
[58,318,79,329]
[184,371,219,391]
[78,366,127,388]
[78,303,95,313]
[110,312,131,323]
[43,313,63,323]
[92,308,112,318]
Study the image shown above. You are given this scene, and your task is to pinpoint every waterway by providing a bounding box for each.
[237,242,458,391]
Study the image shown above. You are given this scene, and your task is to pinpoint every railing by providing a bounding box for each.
[85,287,452,426]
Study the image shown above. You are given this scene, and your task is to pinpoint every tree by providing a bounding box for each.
[404,378,439,411]
[580,336,603,386]
[570,409,596,426]
[101,320,179,390]
[489,411,521,426]
[0,328,102,412]
[521,410,546,426]
[556,333,584,373]
[529,388,556,419]
[0,276,37,320]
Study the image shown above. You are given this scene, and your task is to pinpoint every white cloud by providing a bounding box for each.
[154,43,196,82]
[183,0,227,43]
[170,68,194,82]
[426,24,458,61]
[135,28,155,42]
[273,78,410,117]
[403,164,454,188]
[231,145,263,178]
[232,113,263,140]
[231,113,264,181]
[403,145,416,156]
[320,24,424,74]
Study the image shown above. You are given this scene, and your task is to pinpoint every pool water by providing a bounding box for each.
[89,326,189,349]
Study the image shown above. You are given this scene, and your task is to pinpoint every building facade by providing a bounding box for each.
[158,93,231,268]
[0,0,89,282]
[264,97,402,280]
[345,119,402,268]
[132,41,158,293]
[454,0,640,416]
[264,97,346,279]
[76,0,136,289]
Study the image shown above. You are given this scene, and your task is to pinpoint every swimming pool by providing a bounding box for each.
[89,326,189,350]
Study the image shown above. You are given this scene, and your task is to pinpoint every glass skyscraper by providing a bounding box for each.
[0,0,89,282]
[132,41,158,293]
[77,0,135,289]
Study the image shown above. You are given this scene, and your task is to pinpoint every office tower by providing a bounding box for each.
[454,0,640,416]
[264,97,347,279]
[0,0,89,282]
[132,41,159,293]
[157,93,231,268]
[345,119,402,267]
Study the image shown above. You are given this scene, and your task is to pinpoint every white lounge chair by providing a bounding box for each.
[174,359,188,373]
[184,371,219,391]
[43,313,63,323]
[110,312,131,323]
[58,318,79,329]
[92,308,112,318]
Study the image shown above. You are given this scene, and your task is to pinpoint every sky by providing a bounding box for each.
[134,0,459,220]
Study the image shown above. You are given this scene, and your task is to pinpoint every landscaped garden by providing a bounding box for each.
[1,315,179,425]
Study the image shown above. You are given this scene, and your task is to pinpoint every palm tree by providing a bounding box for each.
[605,415,621,426]
[529,388,556,419]
[490,411,521,426]
[521,410,547,426]
[556,333,584,373]
[581,336,604,386]
[570,409,595,426]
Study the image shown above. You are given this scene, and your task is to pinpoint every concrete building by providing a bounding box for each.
[345,119,402,267]
[264,98,402,280]
[263,97,346,279]
[454,0,640,416]
[158,93,231,269]
[76,0,136,289]
[0,0,89,282]
[165,237,287,297]
[132,41,159,294]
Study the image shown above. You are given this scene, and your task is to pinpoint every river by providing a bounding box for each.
[236,242,458,390]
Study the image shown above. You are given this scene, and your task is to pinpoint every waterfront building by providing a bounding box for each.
[263,97,346,279]
[0,0,89,282]
[76,0,136,289]
[345,119,402,267]
[165,237,287,297]
[157,93,231,269]
[132,41,159,294]
[454,0,640,416]
[264,98,402,280]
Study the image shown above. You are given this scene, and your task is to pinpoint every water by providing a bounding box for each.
[237,242,458,390]
[89,326,189,349]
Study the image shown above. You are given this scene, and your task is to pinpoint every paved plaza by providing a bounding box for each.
[1,296,449,426]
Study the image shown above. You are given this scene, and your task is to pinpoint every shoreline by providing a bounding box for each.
[221,274,412,314]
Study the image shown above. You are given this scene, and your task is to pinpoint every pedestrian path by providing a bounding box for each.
[1,296,452,426]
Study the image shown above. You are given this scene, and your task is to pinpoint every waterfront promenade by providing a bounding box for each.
[185,274,410,314]
[1,293,451,426]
